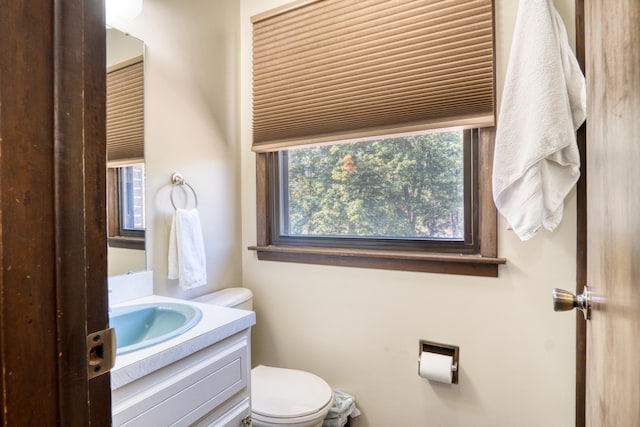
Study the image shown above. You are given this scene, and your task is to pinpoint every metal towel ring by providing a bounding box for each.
[170,173,198,209]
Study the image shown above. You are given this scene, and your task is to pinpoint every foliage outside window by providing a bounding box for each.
[272,130,476,253]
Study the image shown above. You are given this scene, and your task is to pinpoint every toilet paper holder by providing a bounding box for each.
[418,340,459,384]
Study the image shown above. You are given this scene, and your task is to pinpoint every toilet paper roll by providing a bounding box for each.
[419,352,454,384]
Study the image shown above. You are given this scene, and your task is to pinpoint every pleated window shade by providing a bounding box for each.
[251,0,495,152]
[107,58,144,161]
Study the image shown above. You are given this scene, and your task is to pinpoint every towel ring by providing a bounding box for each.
[170,173,198,209]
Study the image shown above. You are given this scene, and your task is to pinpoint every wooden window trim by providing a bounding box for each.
[107,236,145,250]
[250,127,505,277]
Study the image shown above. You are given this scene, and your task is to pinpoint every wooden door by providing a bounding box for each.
[585,0,640,425]
[0,1,111,425]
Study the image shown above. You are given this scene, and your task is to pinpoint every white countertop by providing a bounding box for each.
[110,295,256,390]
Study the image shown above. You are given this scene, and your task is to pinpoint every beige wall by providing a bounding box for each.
[106,28,144,68]
[240,1,578,426]
[107,247,146,276]
[110,0,243,298]
[113,0,579,425]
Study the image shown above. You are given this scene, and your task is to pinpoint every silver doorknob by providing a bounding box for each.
[552,285,591,319]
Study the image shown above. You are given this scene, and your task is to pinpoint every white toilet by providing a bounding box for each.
[193,288,334,427]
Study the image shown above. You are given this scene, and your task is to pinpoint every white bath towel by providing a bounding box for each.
[492,0,586,241]
[168,208,207,289]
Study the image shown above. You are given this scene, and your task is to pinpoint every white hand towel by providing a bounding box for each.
[168,208,207,289]
[493,0,586,241]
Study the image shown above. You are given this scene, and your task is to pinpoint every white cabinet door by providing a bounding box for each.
[113,330,251,427]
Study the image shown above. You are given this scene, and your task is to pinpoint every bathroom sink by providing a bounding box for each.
[110,303,202,355]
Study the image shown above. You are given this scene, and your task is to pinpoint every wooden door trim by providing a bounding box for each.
[583,2,640,423]
[53,0,110,424]
[0,3,60,424]
[574,0,587,426]
[0,1,109,425]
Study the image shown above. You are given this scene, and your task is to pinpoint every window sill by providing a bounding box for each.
[108,237,145,250]
[248,245,506,277]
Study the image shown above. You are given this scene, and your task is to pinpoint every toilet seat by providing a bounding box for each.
[251,365,334,425]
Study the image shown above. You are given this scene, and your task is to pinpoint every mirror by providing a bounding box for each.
[106,28,146,277]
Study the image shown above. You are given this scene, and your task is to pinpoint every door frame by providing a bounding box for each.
[575,0,587,426]
[0,1,110,425]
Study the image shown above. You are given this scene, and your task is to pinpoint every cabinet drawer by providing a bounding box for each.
[113,332,250,426]
[194,396,250,427]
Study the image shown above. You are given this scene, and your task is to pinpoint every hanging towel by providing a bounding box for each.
[168,208,207,289]
[492,0,586,241]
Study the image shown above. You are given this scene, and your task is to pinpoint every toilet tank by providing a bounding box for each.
[192,287,253,311]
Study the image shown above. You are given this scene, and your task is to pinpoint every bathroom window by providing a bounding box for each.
[107,163,145,249]
[249,0,504,275]
[251,127,504,276]
[270,129,476,253]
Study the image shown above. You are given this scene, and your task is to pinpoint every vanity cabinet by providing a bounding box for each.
[112,329,251,426]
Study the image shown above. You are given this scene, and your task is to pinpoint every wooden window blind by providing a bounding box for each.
[251,0,495,152]
[107,57,144,161]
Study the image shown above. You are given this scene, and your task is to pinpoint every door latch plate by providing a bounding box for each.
[87,328,116,379]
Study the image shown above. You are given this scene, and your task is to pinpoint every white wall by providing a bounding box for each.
[240,1,578,426]
[110,0,242,299]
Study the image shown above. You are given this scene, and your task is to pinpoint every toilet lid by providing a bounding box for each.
[251,365,333,419]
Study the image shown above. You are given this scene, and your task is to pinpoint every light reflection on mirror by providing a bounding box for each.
[106,28,146,277]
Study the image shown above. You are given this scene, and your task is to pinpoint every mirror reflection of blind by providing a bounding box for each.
[107,58,144,161]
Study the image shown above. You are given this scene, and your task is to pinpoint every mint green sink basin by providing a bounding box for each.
[110,303,202,355]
